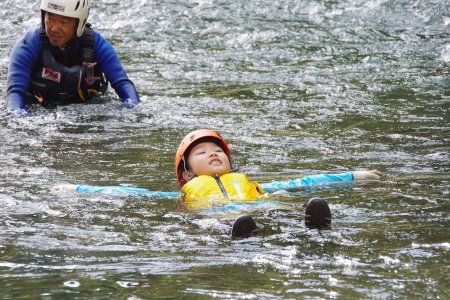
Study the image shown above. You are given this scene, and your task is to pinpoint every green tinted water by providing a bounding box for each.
[0,0,449,298]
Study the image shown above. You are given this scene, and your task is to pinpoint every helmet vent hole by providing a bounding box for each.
[75,1,80,10]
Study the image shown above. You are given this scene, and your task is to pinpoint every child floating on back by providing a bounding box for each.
[54,129,382,238]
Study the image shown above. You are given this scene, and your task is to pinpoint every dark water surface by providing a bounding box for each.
[1,0,449,298]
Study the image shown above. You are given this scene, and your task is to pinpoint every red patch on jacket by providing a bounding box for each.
[42,68,61,82]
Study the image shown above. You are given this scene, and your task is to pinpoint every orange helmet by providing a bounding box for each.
[175,129,231,187]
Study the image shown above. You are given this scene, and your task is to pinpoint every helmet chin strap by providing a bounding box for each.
[182,156,196,178]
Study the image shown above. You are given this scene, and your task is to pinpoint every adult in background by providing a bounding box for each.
[6,0,141,116]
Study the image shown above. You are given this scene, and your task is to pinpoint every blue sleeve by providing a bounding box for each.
[93,31,141,104]
[6,28,41,112]
[259,172,355,193]
[76,185,179,200]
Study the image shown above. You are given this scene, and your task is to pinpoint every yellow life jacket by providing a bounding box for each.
[179,173,266,210]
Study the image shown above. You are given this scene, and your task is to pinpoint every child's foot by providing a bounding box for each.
[231,214,259,238]
[304,197,332,229]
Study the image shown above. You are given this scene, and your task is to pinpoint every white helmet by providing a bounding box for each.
[40,0,90,37]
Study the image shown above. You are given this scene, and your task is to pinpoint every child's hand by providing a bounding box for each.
[52,184,79,192]
[353,170,382,180]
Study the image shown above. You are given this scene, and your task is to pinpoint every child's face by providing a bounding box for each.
[185,141,231,178]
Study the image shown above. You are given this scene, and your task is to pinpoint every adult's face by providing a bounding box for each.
[44,12,77,47]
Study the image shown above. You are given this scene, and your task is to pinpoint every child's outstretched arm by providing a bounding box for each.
[353,170,382,180]
[259,170,382,193]
[52,184,179,200]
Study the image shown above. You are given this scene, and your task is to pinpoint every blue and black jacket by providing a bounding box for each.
[6,25,141,111]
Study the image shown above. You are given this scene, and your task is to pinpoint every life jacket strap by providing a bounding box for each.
[81,25,96,63]
[34,24,108,104]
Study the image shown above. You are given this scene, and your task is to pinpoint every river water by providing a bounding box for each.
[0,0,449,298]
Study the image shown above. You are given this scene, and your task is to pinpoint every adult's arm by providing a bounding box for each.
[93,31,141,106]
[6,28,41,114]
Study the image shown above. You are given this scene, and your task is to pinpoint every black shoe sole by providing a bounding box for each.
[304,197,332,229]
[231,214,259,239]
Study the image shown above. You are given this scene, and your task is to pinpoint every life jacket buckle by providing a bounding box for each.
[84,62,101,86]
[78,89,85,101]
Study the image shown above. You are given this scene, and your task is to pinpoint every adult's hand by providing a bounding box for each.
[9,108,28,117]
[122,98,141,109]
